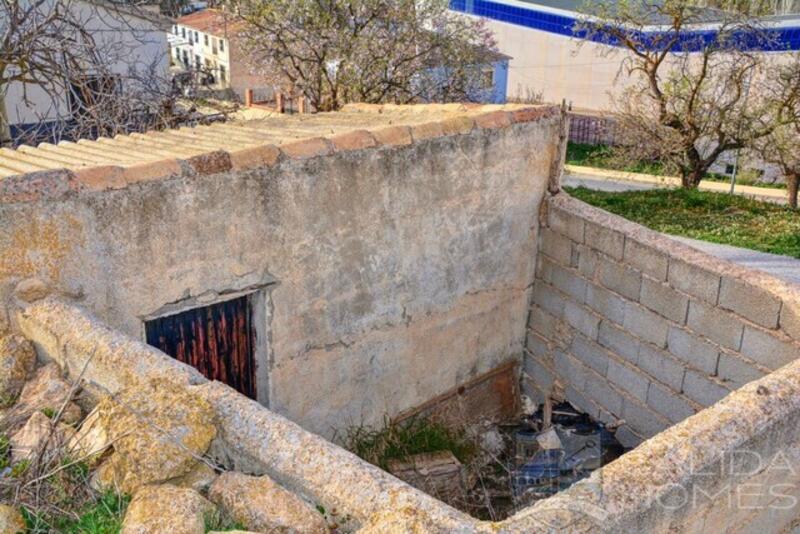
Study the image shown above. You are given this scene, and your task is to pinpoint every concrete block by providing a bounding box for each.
[624,239,669,282]
[682,370,730,407]
[637,344,685,392]
[647,382,695,423]
[716,352,765,389]
[640,277,689,324]
[598,321,640,363]
[739,326,800,370]
[598,258,641,301]
[668,259,721,304]
[718,277,782,329]
[563,301,601,340]
[622,398,671,438]
[548,206,585,243]
[523,355,555,393]
[614,425,643,448]
[584,374,624,416]
[550,265,588,302]
[585,221,624,260]
[528,306,559,339]
[666,326,720,375]
[623,302,670,348]
[540,228,574,265]
[532,281,565,318]
[687,301,744,351]
[553,351,588,390]
[575,245,600,278]
[569,334,609,375]
[525,331,551,360]
[780,298,800,341]
[564,385,594,418]
[607,359,650,402]
[586,283,626,324]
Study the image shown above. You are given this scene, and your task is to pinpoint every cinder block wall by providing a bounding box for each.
[525,193,800,446]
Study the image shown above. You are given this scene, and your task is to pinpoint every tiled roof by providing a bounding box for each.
[0,103,559,202]
[176,9,245,37]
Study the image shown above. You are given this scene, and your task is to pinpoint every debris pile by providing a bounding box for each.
[382,399,627,520]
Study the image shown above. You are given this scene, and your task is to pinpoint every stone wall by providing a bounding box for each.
[524,192,800,446]
[0,104,562,437]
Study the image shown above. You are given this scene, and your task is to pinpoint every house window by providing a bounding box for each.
[194,31,198,42]
[219,39,224,52]
[204,34,209,46]
[212,38,218,55]
[182,49,189,66]
[174,48,180,60]
[195,55,201,70]
[67,75,119,117]
[172,24,177,34]
[219,65,226,83]
[181,27,186,39]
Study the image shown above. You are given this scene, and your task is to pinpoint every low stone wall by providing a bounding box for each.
[524,193,800,446]
[21,290,800,532]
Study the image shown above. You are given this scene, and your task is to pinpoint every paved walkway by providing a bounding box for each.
[668,236,800,286]
[563,165,788,205]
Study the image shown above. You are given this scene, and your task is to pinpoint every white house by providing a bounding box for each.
[2,1,171,143]
[169,9,263,99]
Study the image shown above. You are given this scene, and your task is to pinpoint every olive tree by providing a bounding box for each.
[229,0,499,111]
[577,0,799,188]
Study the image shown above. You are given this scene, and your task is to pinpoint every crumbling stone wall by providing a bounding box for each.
[524,193,800,446]
[0,105,562,436]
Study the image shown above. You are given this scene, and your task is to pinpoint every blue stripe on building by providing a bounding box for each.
[451,0,800,51]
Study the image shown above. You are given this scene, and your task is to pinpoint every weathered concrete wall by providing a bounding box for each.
[524,193,800,446]
[0,105,561,436]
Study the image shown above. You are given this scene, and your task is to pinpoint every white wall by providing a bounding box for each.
[3,0,169,127]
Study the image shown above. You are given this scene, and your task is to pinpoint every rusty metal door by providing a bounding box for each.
[145,295,257,399]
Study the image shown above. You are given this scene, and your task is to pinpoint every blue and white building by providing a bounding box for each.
[451,0,800,110]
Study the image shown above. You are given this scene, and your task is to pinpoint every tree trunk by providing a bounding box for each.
[787,171,799,210]
[682,168,704,189]
[0,95,11,147]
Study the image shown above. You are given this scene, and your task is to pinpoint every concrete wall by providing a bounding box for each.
[0,105,561,437]
[19,231,800,533]
[524,192,800,446]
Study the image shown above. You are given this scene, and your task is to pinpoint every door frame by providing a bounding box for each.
[140,284,273,407]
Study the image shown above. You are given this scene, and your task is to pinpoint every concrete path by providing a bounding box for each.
[562,165,788,205]
[668,236,800,286]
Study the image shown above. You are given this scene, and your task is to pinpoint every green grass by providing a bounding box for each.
[23,492,130,534]
[565,187,800,258]
[342,416,476,470]
[565,143,780,187]
[566,143,666,175]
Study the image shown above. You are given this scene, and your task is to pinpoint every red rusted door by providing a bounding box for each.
[145,295,257,399]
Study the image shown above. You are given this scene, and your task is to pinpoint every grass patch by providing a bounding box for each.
[566,143,666,176]
[342,416,476,470]
[565,187,800,258]
[565,143,779,187]
[23,492,130,534]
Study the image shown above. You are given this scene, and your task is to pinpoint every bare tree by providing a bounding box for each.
[577,0,800,188]
[228,0,499,112]
[752,59,800,207]
[0,0,189,147]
